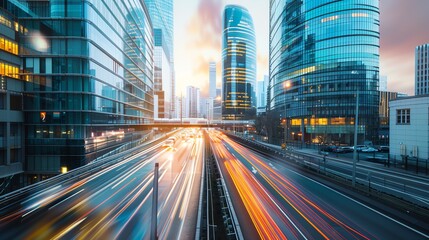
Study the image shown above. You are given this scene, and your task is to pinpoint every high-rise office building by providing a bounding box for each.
[145,0,175,118]
[269,0,380,145]
[209,62,217,99]
[1,0,154,182]
[257,75,268,114]
[222,5,256,121]
[185,86,200,118]
[208,62,216,120]
[213,88,222,120]
[415,43,429,95]
[0,8,25,191]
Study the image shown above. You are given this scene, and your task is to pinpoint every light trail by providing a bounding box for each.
[211,131,374,239]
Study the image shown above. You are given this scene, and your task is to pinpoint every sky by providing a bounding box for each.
[174,0,429,97]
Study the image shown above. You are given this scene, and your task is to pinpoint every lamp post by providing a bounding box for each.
[283,81,291,146]
[352,90,359,187]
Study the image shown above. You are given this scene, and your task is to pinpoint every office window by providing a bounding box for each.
[0,92,5,109]
[10,92,23,110]
[396,109,410,124]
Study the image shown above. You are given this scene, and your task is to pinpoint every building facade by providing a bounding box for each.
[390,95,429,164]
[1,0,154,182]
[208,62,216,120]
[213,88,222,120]
[209,62,216,99]
[145,0,175,118]
[257,75,268,115]
[222,5,256,121]
[185,86,200,118]
[378,91,399,145]
[0,8,25,192]
[415,43,429,96]
[269,0,380,145]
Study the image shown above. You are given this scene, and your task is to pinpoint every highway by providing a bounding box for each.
[0,130,204,239]
[208,130,429,239]
[245,137,429,209]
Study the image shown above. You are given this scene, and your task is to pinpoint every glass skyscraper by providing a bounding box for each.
[144,0,175,118]
[415,43,429,95]
[2,0,154,180]
[269,0,379,145]
[222,5,257,121]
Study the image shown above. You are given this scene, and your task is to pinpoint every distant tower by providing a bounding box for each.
[379,75,387,92]
[257,75,268,114]
[209,62,217,99]
[186,86,200,118]
[415,43,429,95]
[222,5,256,120]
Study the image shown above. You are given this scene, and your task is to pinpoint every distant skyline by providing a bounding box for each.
[174,0,429,97]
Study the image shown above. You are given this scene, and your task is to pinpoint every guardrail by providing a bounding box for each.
[206,134,243,240]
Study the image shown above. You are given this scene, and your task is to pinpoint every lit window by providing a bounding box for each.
[321,15,339,23]
[352,13,369,18]
[0,61,20,79]
[331,117,346,125]
[291,119,302,126]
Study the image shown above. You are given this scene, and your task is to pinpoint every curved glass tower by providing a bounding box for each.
[222,5,256,120]
[269,0,379,145]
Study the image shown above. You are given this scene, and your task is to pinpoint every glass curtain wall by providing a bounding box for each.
[269,0,379,145]
[222,5,257,121]
[6,0,154,176]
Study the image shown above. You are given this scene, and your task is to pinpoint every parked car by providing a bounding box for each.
[321,145,337,152]
[333,147,344,153]
[361,147,378,152]
[377,146,389,152]
[353,145,367,152]
[339,146,354,153]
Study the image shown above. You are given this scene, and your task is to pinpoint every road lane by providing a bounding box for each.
[0,131,204,240]
[210,130,429,239]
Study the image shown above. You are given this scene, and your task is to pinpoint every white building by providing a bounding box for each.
[389,95,429,162]
[185,86,200,118]
[415,43,429,96]
[208,62,217,119]
[209,62,217,99]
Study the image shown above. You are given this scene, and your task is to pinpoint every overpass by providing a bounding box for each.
[152,118,255,129]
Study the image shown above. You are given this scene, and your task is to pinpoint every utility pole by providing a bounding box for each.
[151,163,159,240]
[352,90,359,187]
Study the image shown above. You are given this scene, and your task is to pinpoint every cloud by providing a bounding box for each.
[380,0,429,95]
[176,0,224,98]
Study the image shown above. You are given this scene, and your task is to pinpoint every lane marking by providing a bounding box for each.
[280,164,429,238]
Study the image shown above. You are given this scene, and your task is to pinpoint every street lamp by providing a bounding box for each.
[352,90,359,187]
[283,80,292,146]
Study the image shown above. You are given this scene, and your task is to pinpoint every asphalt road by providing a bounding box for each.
[0,131,204,240]
[209,130,429,239]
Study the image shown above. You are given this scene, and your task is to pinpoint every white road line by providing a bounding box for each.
[290,167,429,238]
